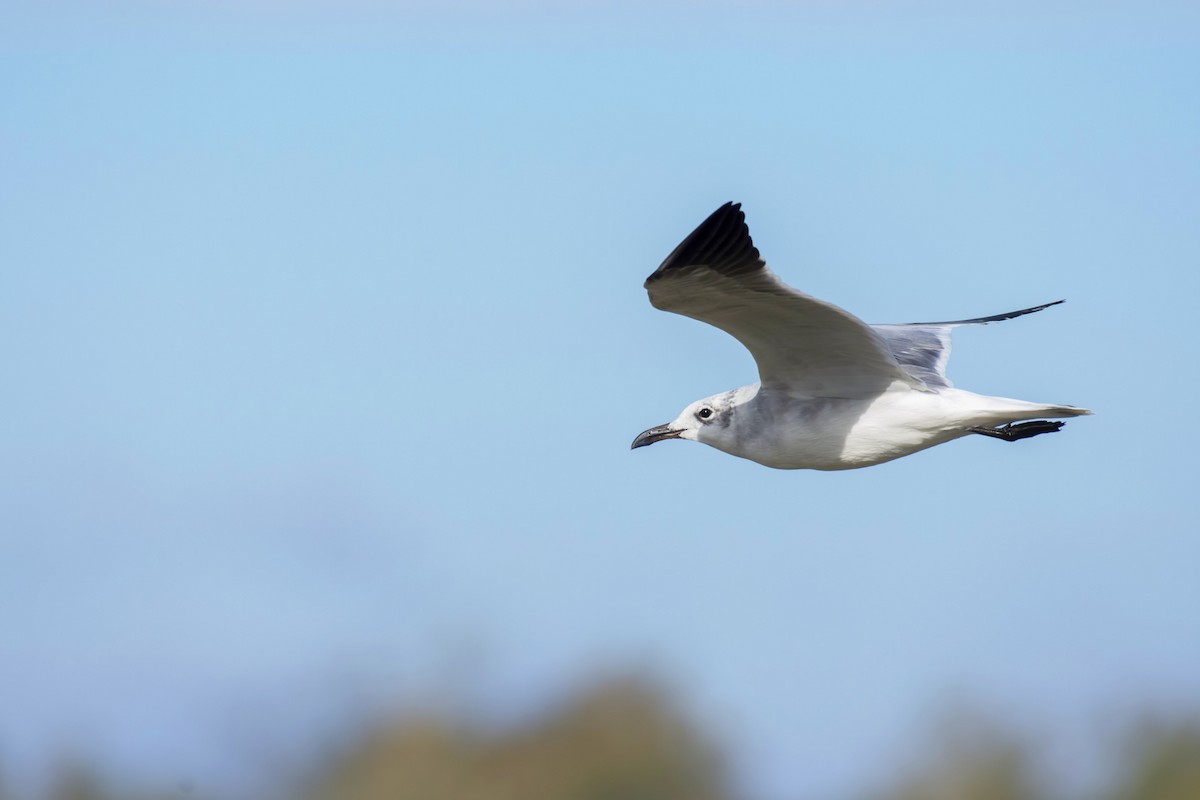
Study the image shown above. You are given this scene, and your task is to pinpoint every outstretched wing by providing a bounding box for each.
[645,203,913,397]
[871,301,1064,389]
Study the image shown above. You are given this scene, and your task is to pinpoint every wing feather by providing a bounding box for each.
[645,203,913,397]
[872,301,1066,389]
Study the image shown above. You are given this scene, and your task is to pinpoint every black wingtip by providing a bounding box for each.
[645,202,765,285]
[905,299,1066,327]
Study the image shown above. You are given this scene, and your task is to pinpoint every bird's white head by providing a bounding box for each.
[630,386,755,453]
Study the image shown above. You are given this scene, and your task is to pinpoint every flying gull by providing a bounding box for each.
[631,202,1091,470]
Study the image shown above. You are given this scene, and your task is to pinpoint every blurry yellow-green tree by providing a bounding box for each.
[863,710,1044,800]
[301,676,730,800]
[865,712,1200,800]
[1106,720,1200,800]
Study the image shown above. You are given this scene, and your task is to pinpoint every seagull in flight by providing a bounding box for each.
[631,202,1091,470]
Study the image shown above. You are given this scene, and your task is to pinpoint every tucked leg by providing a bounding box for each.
[969,420,1065,442]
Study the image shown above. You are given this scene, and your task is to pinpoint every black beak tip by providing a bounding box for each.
[631,423,680,450]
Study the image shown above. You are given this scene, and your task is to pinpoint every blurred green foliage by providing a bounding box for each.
[1107,720,1200,800]
[14,676,1200,800]
[303,677,727,800]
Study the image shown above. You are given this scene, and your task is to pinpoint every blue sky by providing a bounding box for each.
[3,1,1199,797]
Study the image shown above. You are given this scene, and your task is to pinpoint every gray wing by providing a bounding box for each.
[871,301,1064,389]
[645,203,917,397]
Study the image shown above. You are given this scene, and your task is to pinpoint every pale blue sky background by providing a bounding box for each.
[2,1,1199,797]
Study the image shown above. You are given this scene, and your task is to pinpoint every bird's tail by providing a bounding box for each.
[978,396,1093,425]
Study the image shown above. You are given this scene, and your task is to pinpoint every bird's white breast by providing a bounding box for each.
[715,384,972,470]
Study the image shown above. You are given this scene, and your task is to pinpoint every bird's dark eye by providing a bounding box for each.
[698,407,713,420]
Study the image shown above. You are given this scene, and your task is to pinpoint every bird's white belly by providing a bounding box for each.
[729,388,971,470]
[836,393,970,469]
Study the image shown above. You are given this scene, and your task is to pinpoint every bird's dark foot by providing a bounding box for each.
[969,420,1065,442]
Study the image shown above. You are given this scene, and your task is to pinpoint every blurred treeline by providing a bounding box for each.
[16,676,1200,800]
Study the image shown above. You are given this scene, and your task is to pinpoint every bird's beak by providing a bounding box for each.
[631,423,683,450]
